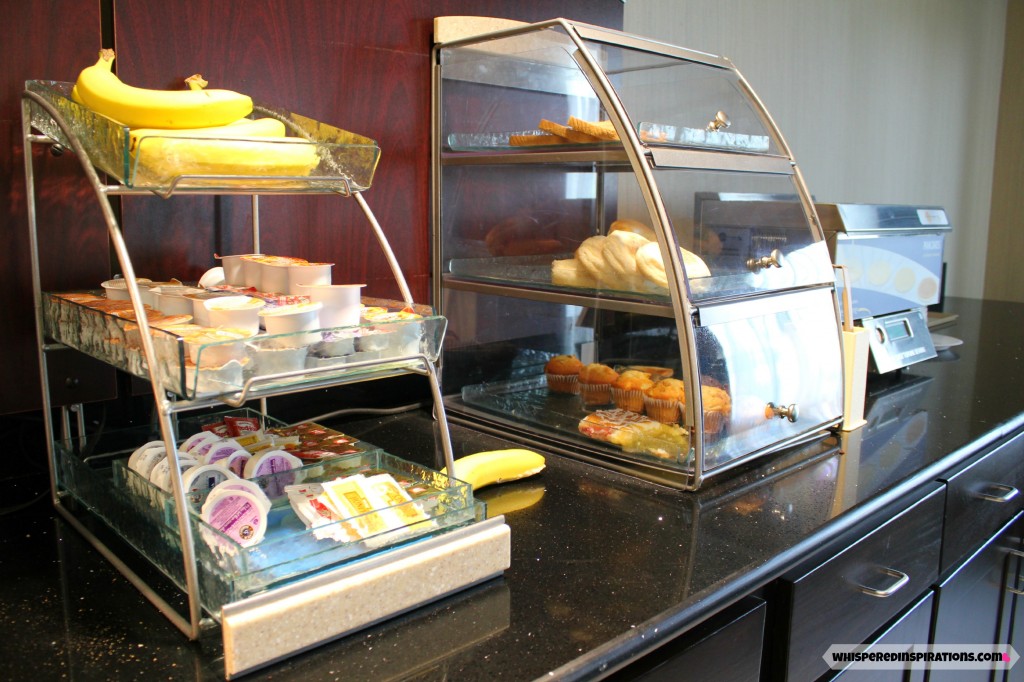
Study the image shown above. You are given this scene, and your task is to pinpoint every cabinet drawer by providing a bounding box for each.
[608,597,765,682]
[941,430,1024,574]
[833,590,933,682]
[780,485,944,682]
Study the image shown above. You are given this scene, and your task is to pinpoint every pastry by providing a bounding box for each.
[538,119,600,143]
[545,354,583,394]
[574,235,635,290]
[551,258,598,288]
[609,218,657,242]
[701,385,732,434]
[578,409,690,461]
[578,362,619,406]
[636,241,711,289]
[485,215,565,257]
[603,230,650,279]
[643,378,686,424]
[575,235,609,282]
[567,116,619,141]
[610,369,654,413]
[624,365,673,380]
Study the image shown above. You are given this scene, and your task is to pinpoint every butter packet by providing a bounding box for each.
[362,473,430,527]
[320,474,403,539]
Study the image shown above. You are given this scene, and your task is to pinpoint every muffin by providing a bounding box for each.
[700,385,732,433]
[643,378,687,424]
[610,369,655,413]
[545,354,584,394]
[578,362,619,406]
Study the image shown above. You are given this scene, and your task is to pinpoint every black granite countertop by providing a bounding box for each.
[2,297,1022,681]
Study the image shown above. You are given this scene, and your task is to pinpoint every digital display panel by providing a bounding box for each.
[884,317,913,341]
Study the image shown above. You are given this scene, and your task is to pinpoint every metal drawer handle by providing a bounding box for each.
[1005,549,1024,595]
[975,483,1020,504]
[856,567,910,598]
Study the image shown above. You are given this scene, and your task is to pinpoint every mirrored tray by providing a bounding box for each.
[25,80,380,193]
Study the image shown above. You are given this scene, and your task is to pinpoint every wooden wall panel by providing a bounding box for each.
[0,0,621,413]
[1,1,116,413]
[113,1,623,301]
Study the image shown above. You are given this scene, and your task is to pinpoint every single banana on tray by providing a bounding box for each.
[128,117,287,151]
[73,49,253,128]
[441,448,546,491]
[132,135,320,183]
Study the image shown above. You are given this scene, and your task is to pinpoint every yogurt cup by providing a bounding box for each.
[287,262,334,294]
[204,295,266,335]
[296,283,364,328]
[258,256,308,294]
[259,301,323,348]
[217,254,262,287]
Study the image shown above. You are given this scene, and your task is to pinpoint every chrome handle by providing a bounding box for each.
[766,402,799,423]
[706,110,730,132]
[975,483,1020,504]
[747,248,785,272]
[856,567,910,598]
[1005,549,1024,595]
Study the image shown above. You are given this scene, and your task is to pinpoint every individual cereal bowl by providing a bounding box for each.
[217,253,262,287]
[185,290,238,327]
[296,283,364,328]
[240,255,266,289]
[259,256,308,294]
[198,267,225,288]
[204,295,266,335]
[259,301,323,348]
[182,328,252,367]
[101,277,152,301]
[287,262,335,295]
[153,286,205,316]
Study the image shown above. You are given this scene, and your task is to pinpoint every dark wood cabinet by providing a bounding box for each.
[775,486,944,682]
[940,430,1024,574]
[932,513,1024,682]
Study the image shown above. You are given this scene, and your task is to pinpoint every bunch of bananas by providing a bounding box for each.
[72,50,319,181]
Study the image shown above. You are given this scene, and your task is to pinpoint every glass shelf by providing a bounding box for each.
[25,80,380,194]
[44,291,446,400]
[54,408,479,616]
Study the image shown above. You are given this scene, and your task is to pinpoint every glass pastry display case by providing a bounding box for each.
[432,18,845,490]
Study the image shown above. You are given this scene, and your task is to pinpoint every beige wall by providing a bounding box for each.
[625,0,1009,300]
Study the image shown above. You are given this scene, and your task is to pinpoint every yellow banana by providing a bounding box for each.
[73,49,253,129]
[441,449,546,491]
[477,483,545,518]
[132,135,319,183]
[128,117,287,153]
